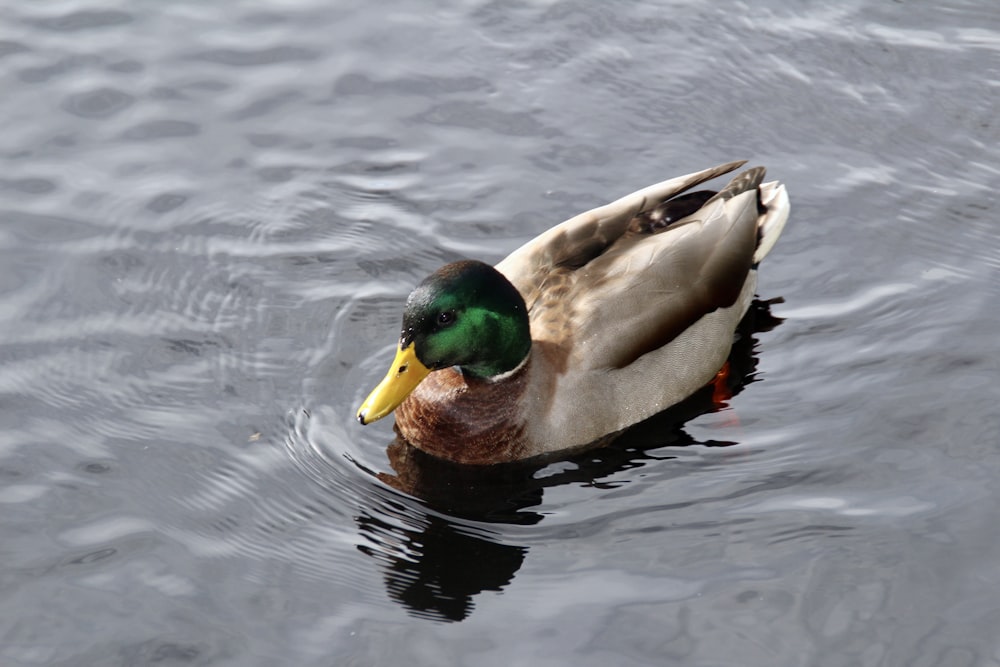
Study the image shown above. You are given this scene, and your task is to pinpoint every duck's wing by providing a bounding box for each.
[566,167,770,370]
[494,160,747,310]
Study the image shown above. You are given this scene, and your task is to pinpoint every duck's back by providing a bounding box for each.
[506,163,790,456]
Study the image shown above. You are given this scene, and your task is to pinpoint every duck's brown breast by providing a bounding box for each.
[394,363,531,465]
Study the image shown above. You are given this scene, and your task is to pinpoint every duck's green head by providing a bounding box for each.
[357,260,531,425]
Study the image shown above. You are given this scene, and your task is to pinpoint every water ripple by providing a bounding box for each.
[25,9,133,33]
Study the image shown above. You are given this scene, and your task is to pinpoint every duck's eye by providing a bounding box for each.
[437,310,456,327]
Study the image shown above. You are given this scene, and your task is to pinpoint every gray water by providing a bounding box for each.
[2,1,999,665]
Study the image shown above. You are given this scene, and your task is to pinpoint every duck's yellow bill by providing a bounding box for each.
[357,343,432,425]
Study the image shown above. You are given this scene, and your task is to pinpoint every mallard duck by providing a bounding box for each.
[357,161,790,465]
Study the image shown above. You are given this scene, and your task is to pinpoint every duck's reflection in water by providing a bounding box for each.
[358,299,782,622]
[357,510,527,622]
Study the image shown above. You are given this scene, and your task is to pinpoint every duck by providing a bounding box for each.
[357,161,790,465]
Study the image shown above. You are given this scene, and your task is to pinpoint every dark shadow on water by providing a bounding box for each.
[357,298,783,622]
[357,511,527,622]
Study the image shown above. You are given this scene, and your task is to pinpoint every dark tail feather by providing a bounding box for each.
[708,166,766,204]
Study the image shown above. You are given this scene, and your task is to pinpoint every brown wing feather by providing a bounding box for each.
[709,166,766,203]
[565,168,765,370]
[496,160,748,308]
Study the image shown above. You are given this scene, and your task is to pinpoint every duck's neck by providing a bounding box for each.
[459,313,531,379]
[462,347,530,381]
